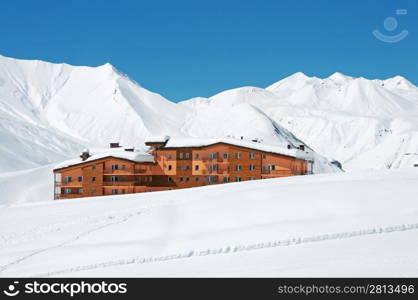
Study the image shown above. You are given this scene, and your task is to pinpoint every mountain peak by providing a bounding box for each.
[383,75,417,90]
[328,72,353,83]
[288,72,310,80]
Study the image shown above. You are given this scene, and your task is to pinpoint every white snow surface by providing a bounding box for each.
[0,168,418,277]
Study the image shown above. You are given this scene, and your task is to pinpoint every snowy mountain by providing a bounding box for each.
[1,168,418,276]
[0,55,335,173]
[0,55,189,171]
[1,54,417,173]
[182,72,418,171]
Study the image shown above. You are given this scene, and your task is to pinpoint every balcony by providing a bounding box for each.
[103,181,137,186]
[104,169,135,175]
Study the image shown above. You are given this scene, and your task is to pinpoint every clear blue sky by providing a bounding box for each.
[1,0,417,101]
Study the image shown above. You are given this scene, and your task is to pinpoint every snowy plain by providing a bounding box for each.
[1,168,418,277]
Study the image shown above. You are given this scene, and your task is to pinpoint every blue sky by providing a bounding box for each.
[1,0,417,102]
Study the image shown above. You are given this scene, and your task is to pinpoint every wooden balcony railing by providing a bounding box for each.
[103,181,137,186]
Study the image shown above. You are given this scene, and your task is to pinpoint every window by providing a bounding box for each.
[223,153,230,159]
[122,189,126,194]
[178,152,183,159]
[64,188,71,194]
[54,173,61,182]
[270,165,276,171]
[167,154,172,159]
[111,189,118,195]
[122,164,126,170]
[249,165,256,171]
[195,165,199,171]
[78,176,83,182]
[91,176,96,182]
[235,153,241,159]
[111,164,118,170]
[186,177,190,182]
[185,165,190,170]
[168,165,172,171]
[65,176,72,183]
[236,177,242,182]
[178,165,183,171]
[195,177,199,182]
[210,164,218,171]
[55,186,61,195]
[78,188,83,194]
[149,176,152,182]
[262,154,267,159]
[111,176,118,182]
[179,177,183,182]
[185,153,190,159]
[168,177,172,182]
[121,176,126,182]
[236,164,242,171]
[195,153,200,159]
[210,152,218,159]
[249,176,255,180]
[92,164,96,170]
[207,176,217,183]
[223,177,230,182]
[249,152,255,159]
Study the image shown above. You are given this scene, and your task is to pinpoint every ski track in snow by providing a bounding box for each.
[31,222,418,277]
[0,208,144,249]
[0,210,143,274]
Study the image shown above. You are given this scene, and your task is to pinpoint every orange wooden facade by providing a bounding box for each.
[54,142,311,200]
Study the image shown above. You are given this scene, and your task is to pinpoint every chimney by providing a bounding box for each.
[125,147,135,152]
[110,142,120,148]
[80,149,90,161]
[298,145,305,151]
[240,136,244,140]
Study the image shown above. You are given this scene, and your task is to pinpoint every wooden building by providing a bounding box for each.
[53,137,313,200]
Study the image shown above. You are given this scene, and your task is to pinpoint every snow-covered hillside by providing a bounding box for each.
[0,55,331,173]
[1,168,418,277]
[182,72,418,171]
[0,55,189,171]
[1,54,418,173]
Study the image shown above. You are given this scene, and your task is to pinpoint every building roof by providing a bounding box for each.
[54,148,154,170]
[145,135,170,143]
[163,137,310,160]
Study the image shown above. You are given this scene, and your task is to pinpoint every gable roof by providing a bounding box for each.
[163,137,310,160]
[54,148,154,171]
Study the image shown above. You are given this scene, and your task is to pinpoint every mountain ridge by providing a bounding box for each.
[1,54,417,172]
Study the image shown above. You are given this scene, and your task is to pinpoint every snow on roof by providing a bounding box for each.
[146,135,170,143]
[164,137,310,159]
[54,148,154,170]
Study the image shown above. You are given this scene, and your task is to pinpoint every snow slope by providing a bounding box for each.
[0,55,189,172]
[0,168,418,277]
[3,54,417,173]
[1,55,333,173]
[0,165,54,205]
[181,72,418,171]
